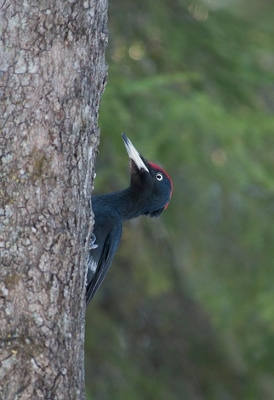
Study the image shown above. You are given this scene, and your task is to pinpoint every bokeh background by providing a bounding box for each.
[86,0,274,398]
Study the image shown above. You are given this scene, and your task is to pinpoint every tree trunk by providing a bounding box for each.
[0,1,107,398]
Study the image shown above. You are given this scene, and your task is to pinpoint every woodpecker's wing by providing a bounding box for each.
[86,209,122,306]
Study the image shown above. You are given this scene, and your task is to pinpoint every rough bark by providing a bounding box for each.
[0,1,107,398]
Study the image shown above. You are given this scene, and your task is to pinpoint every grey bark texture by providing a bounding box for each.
[0,0,108,398]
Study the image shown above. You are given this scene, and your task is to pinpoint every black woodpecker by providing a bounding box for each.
[86,134,173,306]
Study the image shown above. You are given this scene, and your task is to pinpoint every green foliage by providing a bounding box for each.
[86,0,274,398]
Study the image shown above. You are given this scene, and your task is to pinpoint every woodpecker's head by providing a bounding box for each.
[122,133,173,217]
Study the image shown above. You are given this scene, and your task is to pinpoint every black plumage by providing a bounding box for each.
[86,134,173,305]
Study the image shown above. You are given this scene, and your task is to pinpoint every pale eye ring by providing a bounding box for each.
[156,172,163,181]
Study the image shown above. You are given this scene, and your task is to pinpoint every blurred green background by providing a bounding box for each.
[85,0,274,398]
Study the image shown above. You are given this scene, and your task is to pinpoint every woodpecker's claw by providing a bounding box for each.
[89,233,98,250]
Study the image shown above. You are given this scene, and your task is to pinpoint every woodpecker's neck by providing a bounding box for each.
[93,186,147,221]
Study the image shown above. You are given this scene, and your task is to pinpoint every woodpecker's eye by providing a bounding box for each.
[156,172,163,181]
